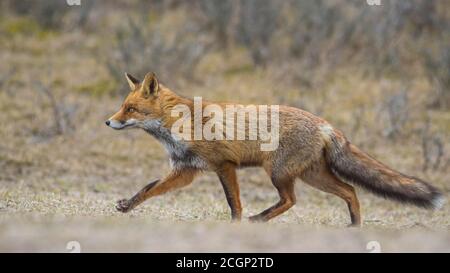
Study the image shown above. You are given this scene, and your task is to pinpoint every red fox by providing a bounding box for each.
[106,72,444,226]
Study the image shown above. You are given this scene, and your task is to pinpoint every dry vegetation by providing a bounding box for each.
[0,0,449,252]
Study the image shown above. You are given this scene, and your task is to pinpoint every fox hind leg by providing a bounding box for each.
[249,173,296,222]
[301,162,361,227]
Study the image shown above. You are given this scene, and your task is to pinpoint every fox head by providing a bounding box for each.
[106,72,163,130]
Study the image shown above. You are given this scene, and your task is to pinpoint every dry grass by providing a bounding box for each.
[0,2,449,252]
[0,75,448,251]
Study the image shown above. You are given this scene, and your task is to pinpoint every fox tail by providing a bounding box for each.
[322,126,445,209]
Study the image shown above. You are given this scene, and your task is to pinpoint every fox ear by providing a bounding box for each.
[141,72,159,97]
[125,73,140,90]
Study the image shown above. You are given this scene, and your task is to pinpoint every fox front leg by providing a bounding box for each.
[215,163,242,221]
[115,169,197,213]
[116,179,160,213]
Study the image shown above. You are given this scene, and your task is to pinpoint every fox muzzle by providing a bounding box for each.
[106,119,137,130]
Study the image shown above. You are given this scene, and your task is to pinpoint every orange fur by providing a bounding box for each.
[106,72,444,226]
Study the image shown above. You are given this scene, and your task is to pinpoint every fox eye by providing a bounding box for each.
[126,107,136,113]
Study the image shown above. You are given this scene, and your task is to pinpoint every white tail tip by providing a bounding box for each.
[432,194,446,210]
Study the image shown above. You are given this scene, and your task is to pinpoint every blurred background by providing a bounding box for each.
[0,0,449,252]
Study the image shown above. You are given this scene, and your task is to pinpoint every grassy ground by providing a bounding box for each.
[0,105,448,252]
[2,217,450,252]
[0,4,449,252]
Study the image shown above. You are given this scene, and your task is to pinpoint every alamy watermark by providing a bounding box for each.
[366,241,382,253]
[366,0,381,6]
[66,241,81,253]
[66,0,81,6]
[170,97,280,151]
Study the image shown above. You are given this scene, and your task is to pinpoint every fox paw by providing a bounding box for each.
[116,199,132,213]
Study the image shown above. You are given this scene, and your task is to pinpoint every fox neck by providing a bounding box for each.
[139,88,207,170]
[141,88,189,142]
[141,119,207,170]
[140,116,200,170]
[141,119,187,157]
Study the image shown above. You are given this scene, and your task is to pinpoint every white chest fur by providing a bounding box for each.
[141,120,207,170]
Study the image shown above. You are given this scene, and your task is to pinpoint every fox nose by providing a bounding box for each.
[105,120,110,126]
